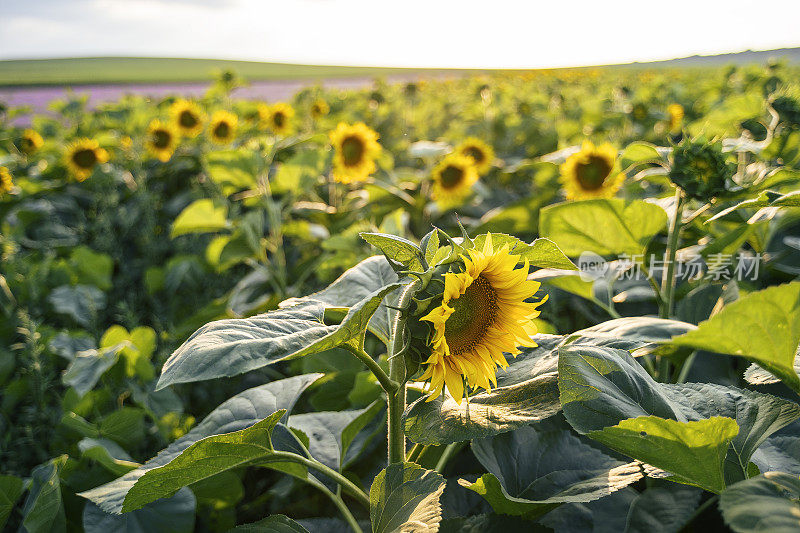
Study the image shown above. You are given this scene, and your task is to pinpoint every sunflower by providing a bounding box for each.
[329,122,381,183]
[667,103,684,133]
[560,141,624,200]
[259,102,295,136]
[65,138,109,181]
[20,129,44,154]
[170,100,205,137]
[420,234,546,403]
[209,110,238,145]
[310,99,329,119]
[146,120,179,162]
[0,166,13,195]
[431,153,479,207]
[455,137,495,175]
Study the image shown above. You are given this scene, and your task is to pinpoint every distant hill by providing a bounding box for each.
[0,48,798,87]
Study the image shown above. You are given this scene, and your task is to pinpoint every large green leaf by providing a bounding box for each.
[719,472,800,533]
[707,190,800,223]
[471,234,577,271]
[204,149,260,193]
[48,284,106,327]
[752,436,800,476]
[539,199,667,257]
[62,344,123,397]
[0,475,24,530]
[624,481,701,533]
[361,232,423,271]
[20,456,68,533]
[369,462,446,533]
[462,423,644,519]
[539,488,637,533]
[122,411,285,512]
[79,374,321,513]
[230,514,311,532]
[281,255,403,346]
[82,489,195,533]
[588,416,739,494]
[672,282,800,392]
[170,199,228,238]
[157,284,400,389]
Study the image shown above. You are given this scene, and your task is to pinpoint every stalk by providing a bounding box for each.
[387,282,418,464]
[661,188,685,319]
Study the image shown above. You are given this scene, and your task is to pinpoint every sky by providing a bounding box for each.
[2,0,800,68]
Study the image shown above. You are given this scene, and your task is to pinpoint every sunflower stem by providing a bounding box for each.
[387,282,418,464]
[661,188,685,319]
[342,342,398,394]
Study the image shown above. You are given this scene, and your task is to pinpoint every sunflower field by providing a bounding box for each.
[1,62,800,533]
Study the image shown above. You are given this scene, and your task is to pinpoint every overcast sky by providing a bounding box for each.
[2,0,800,68]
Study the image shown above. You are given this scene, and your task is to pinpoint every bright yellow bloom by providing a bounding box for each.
[431,153,479,207]
[455,137,495,175]
[560,141,624,200]
[146,119,179,162]
[20,129,44,154]
[310,99,330,119]
[329,122,381,183]
[0,167,13,195]
[668,103,684,133]
[65,138,108,181]
[420,234,546,403]
[170,100,205,137]
[209,110,238,145]
[259,102,295,136]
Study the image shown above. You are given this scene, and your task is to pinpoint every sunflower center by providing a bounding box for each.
[464,146,485,163]
[179,110,198,128]
[152,130,171,149]
[439,165,464,189]
[444,275,498,356]
[22,138,34,150]
[273,112,285,128]
[214,121,230,139]
[72,148,98,169]
[575,155,611,190]
[341,136,365,166]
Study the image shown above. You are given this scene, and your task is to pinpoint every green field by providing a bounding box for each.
[0,57,460,87]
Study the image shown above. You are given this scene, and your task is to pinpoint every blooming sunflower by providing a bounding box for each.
[667,103,684,133]
[419,234,546,403]
[310,99,330,119]
[20,129,44,154]
[146,120,179,162]
[170,99,205,137]
[0,166,13,195]
[431,153,479,207]
[64,138,108,181]
[455,137,495,175]
[560,141,624,200]
[329,122,381,183]
[260,102,295,136]
[209,111,238,145]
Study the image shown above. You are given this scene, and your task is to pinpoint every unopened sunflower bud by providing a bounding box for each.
[668,137,734,201]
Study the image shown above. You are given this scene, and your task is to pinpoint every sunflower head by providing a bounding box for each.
[64,138,109,181]
[0,166,13,195]
[260,103,295,135]
[669,137,734,200]
[329,122,381,184]
[667,103,684,133]
[310,99,330,119]
[431,153,479,208]
[560,141,624,200]
[631,102,649,121]
[170,100,205,137]
[410,233,546,403]
[455,137,495,175]
[146,119,179,162]
[209,110,238,145]
[20,129,44,154]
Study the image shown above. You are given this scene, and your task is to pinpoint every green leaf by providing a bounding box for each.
[588,416,739,494]
[463,423,644,519]
[0,475,24,530]
[170,199,228,238]
[558,344,686,435]
[82,489,195,533]
[539,199,668,257]
[230,514,310,532]
[189,471,244,510]
[473,194,550,238]
[708,190,800,223]
[369,462,445,533]
[361,232,423,271]
[157,284,400,389]
[62,344,123,397]
[78,438,139,477]
[20,456,68,533]
[48,284,106,327]
[620,141,663,171]
[100,407,146,447]
[719,472,800,533]
[122,411,284,512]
[672,282,800,392]
[79,374,321,514]
[624,481,702,533]
[472,234,578,271]
[752,436,800,476]
[70,246,114,291]
[204,149,260,193]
